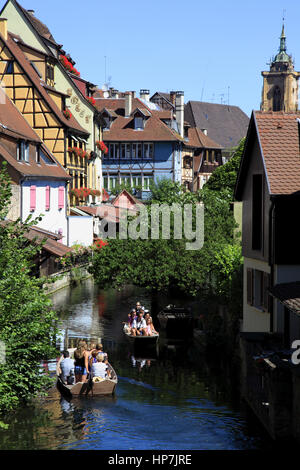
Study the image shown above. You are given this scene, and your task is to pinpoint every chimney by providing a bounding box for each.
[125,92,133,117]
[131,91,136,98]
[0,18,8,41]
[111,89,119,99]
[140,89,150,101]
[175,91,184,138]
[27,9,35,15]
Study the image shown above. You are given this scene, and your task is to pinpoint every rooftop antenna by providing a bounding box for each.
[201,80,205,101]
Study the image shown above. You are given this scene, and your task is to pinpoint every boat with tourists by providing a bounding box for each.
[56,349,118,398]
[157,304,193,335]
[123,324,159,346]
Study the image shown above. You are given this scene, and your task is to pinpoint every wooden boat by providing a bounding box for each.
[157,305,193,335]
[56,361,118,398]
[123,324,159,346]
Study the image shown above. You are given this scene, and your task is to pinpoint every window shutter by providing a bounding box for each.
[45,186,50,211]
[247,268,253,305]
[30,185,36,211]
[58,186,64,209]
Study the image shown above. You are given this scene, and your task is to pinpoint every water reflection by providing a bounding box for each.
[0,280,278,450]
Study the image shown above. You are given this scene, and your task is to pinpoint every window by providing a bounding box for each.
[103,176,109,190]
[247,268,270,312]
[132,143,141,159]
[46,63,54,82]
[273,86,281,112]
[143,176,153,190]
[120,175,131,186]
[4,61,14,74]
[144,143,153,159]
[126,144,131,159]
[109,143,119,159]
[252,174,263,250]
[120,144,126,159]
[109,176,118,190]
[103,115,111,130]
[134,116,144,130]
[17,141,29,162]
[132,176,142,188]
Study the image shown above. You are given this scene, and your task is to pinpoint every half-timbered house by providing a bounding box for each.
[0,1,104,201]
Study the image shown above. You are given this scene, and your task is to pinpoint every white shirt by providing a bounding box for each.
[133,318,146,330]
[91,362,108,378]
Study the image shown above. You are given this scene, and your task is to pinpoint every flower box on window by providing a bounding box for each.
[96,141,108,154]
[70,188,100,199]
[68,147,89,159]
[59,55,80,77]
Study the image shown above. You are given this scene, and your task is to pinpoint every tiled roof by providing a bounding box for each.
[255,111,300,195]
[103,115,183,142]
[0,87,70,180]
[3,33,88,135]
[184,127,223,149]
[269,282,300,315]
[25,226,71,257]
[185,101,249,149]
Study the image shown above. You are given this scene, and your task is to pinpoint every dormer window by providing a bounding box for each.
[103,115,111,130]
[17,141,29,162]
[134,116,144,130]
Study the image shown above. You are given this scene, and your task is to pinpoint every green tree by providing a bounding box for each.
[205,138,245,194]
[0,163,59,413]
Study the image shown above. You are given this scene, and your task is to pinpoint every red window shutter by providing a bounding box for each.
[247,268,253,306]
[30,185,36,211]
[45,186,50,211]
[58,186,64,209]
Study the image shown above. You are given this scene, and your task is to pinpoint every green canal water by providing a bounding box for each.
[0,279,281,450]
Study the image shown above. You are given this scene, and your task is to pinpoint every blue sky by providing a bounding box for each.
[7,0,300,116]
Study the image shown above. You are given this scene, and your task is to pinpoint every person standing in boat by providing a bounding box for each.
[74,342,90,383]
[131,311,147,336]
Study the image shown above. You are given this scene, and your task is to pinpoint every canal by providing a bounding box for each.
[0,279,279,450]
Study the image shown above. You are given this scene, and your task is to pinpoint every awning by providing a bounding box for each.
[269,282,300,315]
[77,137,89,144]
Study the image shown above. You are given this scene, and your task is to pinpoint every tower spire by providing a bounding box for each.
[280,20,286,52]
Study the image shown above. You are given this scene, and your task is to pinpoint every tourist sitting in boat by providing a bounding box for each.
[91,353,111,380]
[135,302,145,314]
[90,343,108,365]
[131,311,147,336]
[144,310,151,322]
[145,317,158,336]
[60,350,75,385]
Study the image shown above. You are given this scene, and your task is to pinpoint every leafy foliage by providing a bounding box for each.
[205,138,245,195]
[90,178,242,302]
[0,163,59,413]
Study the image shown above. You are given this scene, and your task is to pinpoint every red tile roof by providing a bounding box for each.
[184,127,223,149]
[255,111,300,195]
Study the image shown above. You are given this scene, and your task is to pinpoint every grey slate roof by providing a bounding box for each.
[185,101,249,150]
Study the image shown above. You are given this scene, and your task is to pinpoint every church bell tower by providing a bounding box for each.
[261,24,300,112]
